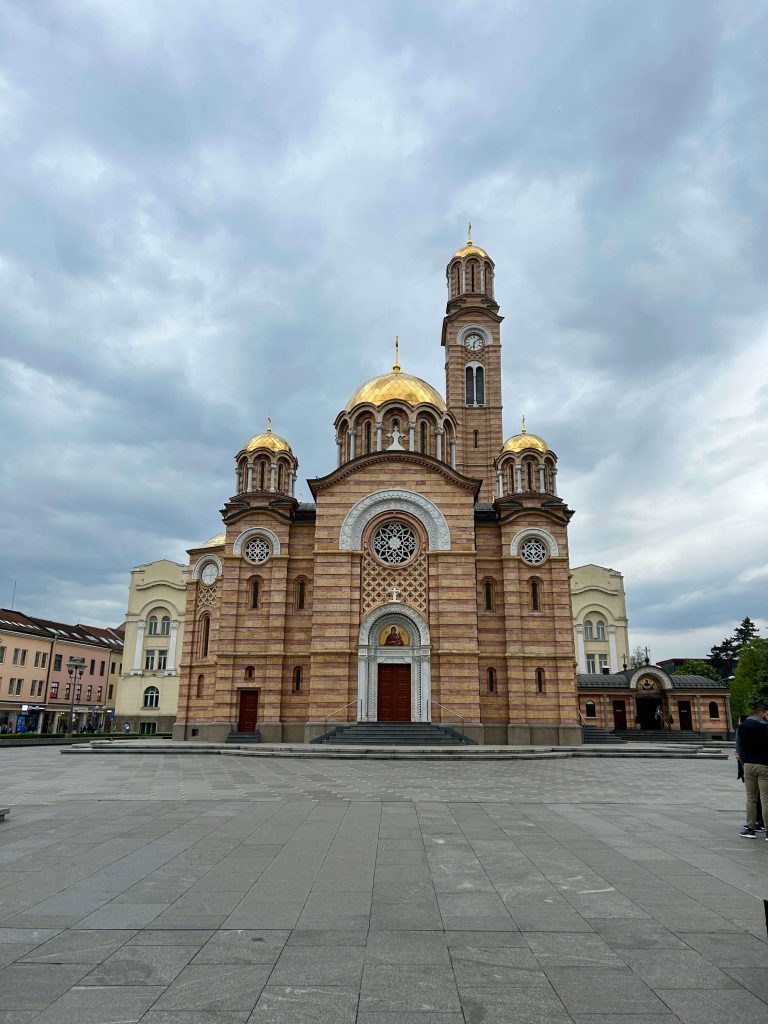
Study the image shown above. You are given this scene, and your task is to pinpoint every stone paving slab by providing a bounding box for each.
[0,747,765,1023]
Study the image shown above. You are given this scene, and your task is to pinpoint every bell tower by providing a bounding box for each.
[442,228,504,502]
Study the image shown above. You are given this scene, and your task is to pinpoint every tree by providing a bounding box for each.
[710,637,738,678]
[628,645,648,669]
[676,659,720,682]
[731,638,768,718]
[734,617,760,649]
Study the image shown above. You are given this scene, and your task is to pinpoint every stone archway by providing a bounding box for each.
[357,603,431,722]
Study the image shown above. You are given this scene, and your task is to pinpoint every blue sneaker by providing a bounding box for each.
[740,826,756,839]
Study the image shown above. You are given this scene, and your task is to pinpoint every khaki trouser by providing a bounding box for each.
[744,763,768,828]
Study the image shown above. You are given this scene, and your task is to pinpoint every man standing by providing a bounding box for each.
[737,702,768,839]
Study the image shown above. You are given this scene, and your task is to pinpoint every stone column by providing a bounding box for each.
[165,621,179,674]
[575,624,586,672]
[131,620,145,675]
[269,463,276,492]
[551,467,558,495]
[516,465,523,492]
[235,469,240,492]
[496,471,503,498]
[408,421,416,450]
[375,421,383,451]
[336,438,342,466]
[435,428,443,461]
[247,463,254,491]
[608,626,619,672]
[538,465,546,492]
[357,650,369,721]
[449,439,456,469]
[348,429,356,460]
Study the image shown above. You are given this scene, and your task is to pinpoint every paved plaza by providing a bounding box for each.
[0,748,766,1023]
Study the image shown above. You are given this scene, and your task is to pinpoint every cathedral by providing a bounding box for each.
[174,237,582,745]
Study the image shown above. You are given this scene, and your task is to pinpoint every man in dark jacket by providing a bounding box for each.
[736,702,768,839]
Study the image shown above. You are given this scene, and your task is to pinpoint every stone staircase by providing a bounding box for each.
[617,729,731,743]
[226,732,264,744]
[582,725,625,744]
[311,721,477,746]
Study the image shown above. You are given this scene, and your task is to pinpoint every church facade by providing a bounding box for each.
[173,238,582,745]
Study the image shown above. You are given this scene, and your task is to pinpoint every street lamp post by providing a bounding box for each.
[67,656,85,735]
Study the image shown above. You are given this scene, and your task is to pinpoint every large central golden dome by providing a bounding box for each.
[346,369,447,412]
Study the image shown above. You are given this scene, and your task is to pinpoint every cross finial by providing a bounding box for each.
[521,414,526,433]
[267,416,272,433]
[393,335,400,373]
[390,584,400,603]
[467,221,472,244]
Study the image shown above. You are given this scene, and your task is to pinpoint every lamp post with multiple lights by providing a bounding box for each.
[66,656,85,734]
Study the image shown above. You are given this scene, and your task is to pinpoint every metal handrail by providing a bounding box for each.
[323,699,362,725]
[426,699,464,728]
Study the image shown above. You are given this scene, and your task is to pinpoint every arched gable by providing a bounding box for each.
[340,489,450,551]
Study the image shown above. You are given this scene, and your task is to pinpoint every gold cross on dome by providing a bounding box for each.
[467,221,472,243]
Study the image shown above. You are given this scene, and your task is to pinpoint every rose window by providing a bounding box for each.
[520,537,548,565]
[244,537,271,564]
[372,521,417,565]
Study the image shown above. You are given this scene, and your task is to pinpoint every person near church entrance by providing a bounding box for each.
[737,703,768,839]
[654,705,663,729]
[735,714,764,832]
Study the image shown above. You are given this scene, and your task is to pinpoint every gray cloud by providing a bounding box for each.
[1,0,766,657]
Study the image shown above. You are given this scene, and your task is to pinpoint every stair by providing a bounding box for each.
[582,726,625,744]
[616,729,730,742]
[226,732,264,744]
[311,722,477,746]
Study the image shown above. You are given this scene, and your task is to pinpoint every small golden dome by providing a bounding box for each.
[346,371,447,412]
[452,242,490,261]
[243,423,292,454]
[199,533,225,548]
[502,429,550,454]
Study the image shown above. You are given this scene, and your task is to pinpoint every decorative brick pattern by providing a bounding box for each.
[361,548,428,618]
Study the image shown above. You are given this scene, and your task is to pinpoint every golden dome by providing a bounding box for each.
[452,242,490,261]
[199,533,225,548]
[243,423,292,454]
[346,370,447,412]
[502,429,550,454]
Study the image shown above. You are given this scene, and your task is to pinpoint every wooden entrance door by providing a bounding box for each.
[612,699,627,731]
[377,665,411,722]
[238,690,259,732]
[678,700,693,731]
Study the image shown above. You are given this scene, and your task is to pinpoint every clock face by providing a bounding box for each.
[464,333,484,352]
[201,563,218,586]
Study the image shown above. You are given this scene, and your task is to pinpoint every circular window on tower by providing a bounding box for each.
[372,521,418,566]
[520,536,548,566]
[244,536,271,565]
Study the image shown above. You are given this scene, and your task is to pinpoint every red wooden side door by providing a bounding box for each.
[377,665,411,722]
[678,701,693,730]
[612,699,627,731]
[238,690,259,732]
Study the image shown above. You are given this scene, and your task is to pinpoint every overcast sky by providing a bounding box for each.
[1,0,766,660]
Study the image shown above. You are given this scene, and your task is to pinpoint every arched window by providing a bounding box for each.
[392,417,400,433]
[596,620,606,640]
[535,668,545,693]
[530,579,541,612]
[420,421,428,454]
[296,579,306,611]
[161,616,171,636]
[473,429,479,448]
[293,666,303,692]
[365,421,372,454]
[483,579,495,612]
[470,261,476,291]
[487,667,496,693]
[709,701,720,719]
[250,579,260,610]
[585,700,596,718]
[196,674,204,698]
[526,461,533,491]
[509,463,515,493]
[258,461,266,490]
[198,615,210,657]
[584,619,594,640]
[453,262,461,296]
[245,666,255,679]
[277,463,284,492]
[143,686,159,709]
[147,616,158,636]
[465,364,485,407]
